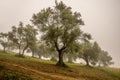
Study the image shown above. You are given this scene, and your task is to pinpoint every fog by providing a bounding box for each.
[0,0,120,67]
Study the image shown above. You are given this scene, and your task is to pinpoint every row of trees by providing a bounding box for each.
[0,1,113,67]
[0,23,38,57]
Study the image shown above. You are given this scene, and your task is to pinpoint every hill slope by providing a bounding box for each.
[0,51,120,80]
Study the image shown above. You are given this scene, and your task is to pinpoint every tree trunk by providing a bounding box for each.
[18,45,21,55]
[56,50,66,67]
[86,60,89,66]
[54,41,66,67]
[30,47,35,58]
[22,44,28,56]
[68,55,73,63]
[84,56,90,67]
[3,46,6,53]
[32,50,35,58]
[98,63,101,67]
[86,59,90,67]
[38,53,41,59]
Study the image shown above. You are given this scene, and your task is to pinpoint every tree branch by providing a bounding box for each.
[54,40,59,51]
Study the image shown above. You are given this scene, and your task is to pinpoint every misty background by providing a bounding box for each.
[0,0,120,67]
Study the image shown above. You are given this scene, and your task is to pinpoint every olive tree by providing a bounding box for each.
[31,1,84,67]
[0,32,9,52]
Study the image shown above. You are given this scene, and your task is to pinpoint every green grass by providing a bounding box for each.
[0,51,120,80]
[98,67,120,79]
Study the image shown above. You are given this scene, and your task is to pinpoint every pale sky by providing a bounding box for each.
[0,0,120,67]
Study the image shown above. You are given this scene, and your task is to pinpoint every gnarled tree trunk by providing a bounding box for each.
[85,57,90,67]
[56,50,66,67]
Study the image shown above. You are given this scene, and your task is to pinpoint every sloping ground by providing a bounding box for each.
[0,61,80,80]
[0,65,32,80]
[0,52,120,80]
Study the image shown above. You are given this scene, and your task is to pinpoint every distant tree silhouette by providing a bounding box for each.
[0,32,9,52]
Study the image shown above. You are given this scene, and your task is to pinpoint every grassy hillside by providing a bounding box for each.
[0,51,120,80]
